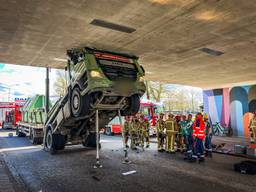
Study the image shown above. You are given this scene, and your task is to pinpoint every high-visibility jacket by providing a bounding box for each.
[157,119,165,134]
[130,121,139,135]
[139,119,150,133]
[193,118,205,140]
[165,119,176,133]
[205,121,211,135]
[123,121,130,133]
[250,118,256,130]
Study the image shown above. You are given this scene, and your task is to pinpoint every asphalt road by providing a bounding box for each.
[0,130,255,192]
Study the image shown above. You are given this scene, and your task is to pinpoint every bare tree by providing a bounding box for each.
[54,70,67,97]
[162,86,202,112]
[147,81,165,102]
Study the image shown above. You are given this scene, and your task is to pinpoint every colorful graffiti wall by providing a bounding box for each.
[203,85,256,138]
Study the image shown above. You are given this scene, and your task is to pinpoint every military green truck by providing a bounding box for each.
[44,47,146,153]
[16,95,51,144]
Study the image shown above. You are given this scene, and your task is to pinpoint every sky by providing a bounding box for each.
[0,63,60,102]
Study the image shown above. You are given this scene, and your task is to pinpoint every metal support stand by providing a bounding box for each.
[43,67,50,150]
[118,110,131,164]
[94,110,103,168]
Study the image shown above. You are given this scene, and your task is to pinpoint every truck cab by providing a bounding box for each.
[66,47,146,117]
[44,47,146,153]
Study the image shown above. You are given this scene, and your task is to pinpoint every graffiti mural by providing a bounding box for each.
[203,85,256,138]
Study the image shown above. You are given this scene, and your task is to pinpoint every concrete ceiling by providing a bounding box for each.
[1,0,256,88]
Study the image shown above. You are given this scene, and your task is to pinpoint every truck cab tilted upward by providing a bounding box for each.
[44,47,146,153]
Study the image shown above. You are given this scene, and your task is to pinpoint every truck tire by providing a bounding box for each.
[46,129,57,154]
[71,87,90,117]
[56,135,66,150]
[82,132,101,148]
[121,95,140,116]
[46,129,66,154]
[30,129,37,144]
[16,126,26,137]
[30,129,42,145]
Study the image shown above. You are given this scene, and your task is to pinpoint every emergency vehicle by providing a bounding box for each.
[0,98,26,129]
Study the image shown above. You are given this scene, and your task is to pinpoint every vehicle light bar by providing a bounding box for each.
[94,52,131,63]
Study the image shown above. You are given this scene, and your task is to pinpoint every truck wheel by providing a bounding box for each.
[56,135,66,150]
[16,126,26,137]
[121,95,140,116]
[30,129,42,145]
[46,129,66,154]
[46,129,57,154]
[82,132,101,148]
[30,129,36,144]
[71,87,90,117]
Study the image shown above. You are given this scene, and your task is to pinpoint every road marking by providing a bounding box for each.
[0,146,40,153]
[122,170,136,176]
[101,139,120,143]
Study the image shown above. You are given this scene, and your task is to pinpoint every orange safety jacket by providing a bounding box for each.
[193,118,205,140]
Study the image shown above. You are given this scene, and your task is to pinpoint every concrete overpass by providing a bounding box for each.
[0,0,256,88]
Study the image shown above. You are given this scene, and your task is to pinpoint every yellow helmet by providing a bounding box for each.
[204,114,209,119]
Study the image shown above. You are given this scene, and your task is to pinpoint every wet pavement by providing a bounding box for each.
[0,129,256,192]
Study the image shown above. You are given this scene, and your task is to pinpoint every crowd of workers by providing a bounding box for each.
[123,114,151,150]
[123,112,213,163]
[156,112,212,162]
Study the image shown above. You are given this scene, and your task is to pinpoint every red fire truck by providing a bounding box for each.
[0,98,26,129]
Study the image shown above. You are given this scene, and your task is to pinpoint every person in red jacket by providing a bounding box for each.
[192,113,206,162]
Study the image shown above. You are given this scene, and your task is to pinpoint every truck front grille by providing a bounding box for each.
[98,59,137,81]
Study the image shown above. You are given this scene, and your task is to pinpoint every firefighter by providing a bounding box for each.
[204,114,212,158]
[186,114,194,152]
[184,114,194,160]
[157,113,165,152]
[192,113,206,162]
[130,116,139,150]
[180,115,188,151]
[165,114,177,153]
[139,114,150,148]
[175,115,183,152]
[123,116,131,148]
[249,113,256,143]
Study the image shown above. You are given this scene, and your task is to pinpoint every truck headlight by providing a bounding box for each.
[90,70,102,78]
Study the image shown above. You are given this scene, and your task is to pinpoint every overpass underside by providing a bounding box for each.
[0,0,256,88]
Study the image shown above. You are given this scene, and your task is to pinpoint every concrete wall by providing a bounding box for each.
[203,85,256,138]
